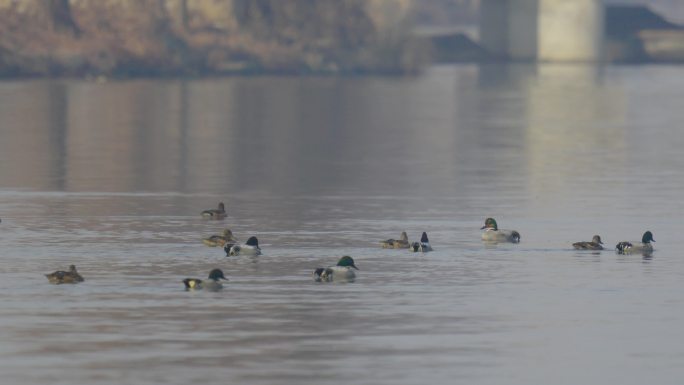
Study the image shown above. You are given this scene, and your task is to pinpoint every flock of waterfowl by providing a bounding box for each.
[39,203,656,288]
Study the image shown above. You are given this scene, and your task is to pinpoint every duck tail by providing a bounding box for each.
[615,242,632,253]
[511,231,521,243]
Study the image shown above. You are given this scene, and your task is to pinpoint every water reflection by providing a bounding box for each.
[0,66,629,202]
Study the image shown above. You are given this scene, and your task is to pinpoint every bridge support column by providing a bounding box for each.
[479,0,604,62]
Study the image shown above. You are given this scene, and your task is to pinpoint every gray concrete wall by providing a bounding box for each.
[537,0,604,62]
[508,0,539,60]
[479,0,510,58]
[479,0,604,62]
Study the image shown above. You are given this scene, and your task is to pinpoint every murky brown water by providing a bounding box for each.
[2,64,684,384]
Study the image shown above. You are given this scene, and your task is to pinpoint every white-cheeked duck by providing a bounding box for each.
[313,256,359,282]
[227,236,261,256]
[183,268,228,292]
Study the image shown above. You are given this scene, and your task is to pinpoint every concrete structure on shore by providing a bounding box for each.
[479,0,604,62]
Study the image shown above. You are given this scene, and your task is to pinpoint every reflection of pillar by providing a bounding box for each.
[479,0,604,62]
[524,65,625,201]
[47,82,68,191]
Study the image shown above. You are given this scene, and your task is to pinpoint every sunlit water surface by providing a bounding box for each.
[2,64,684,384]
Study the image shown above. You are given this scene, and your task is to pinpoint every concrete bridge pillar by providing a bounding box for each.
[479,0,604,62]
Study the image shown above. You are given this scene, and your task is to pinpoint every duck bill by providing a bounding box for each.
[480,225,486,230]
[352,265,359,270]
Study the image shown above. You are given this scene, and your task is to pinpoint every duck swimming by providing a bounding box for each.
[45,265,84,284]
[313,256,359,282]
[481,218,520,243]
[202,229,237,247]
[201,202,227,219]
[410,232,433,252]
[227,236,261,256]
[573,235,604,250]
[615,231,655,254]
[380,231,410,249]
[183,268,227,292]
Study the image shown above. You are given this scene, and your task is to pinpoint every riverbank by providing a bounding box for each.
[0,0,423,78]
[2,2,683,79]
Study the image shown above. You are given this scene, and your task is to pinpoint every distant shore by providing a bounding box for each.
[0,0,422,78]
[1,2,683,79]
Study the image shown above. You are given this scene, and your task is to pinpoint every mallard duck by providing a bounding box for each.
[616,231,655,254]
[480,218,520,243]
[573,235,604,250]
[201,202,226,219]
[380,231,410,249]
[227,236,261,256]
[202,229,237,247]
[45,265,84,284]
[313,256,359,282]
[410,232,433,252]
[183,268,227,292]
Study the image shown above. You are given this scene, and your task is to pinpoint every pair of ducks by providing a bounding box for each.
[381,232,433,252]
[183,255,359,292]
[44,264,231,290]
[202,229,262,256]
[573,231,656,253]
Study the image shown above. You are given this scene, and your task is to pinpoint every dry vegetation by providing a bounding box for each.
[0,0,424,77]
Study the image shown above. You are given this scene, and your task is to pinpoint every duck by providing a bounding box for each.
[227,236,261,256]
[45,265,84,284]
[380,231,410,249]
[480,218,520,243]
[201,202,227,219]
[573,235,604,250]
[615,231,655,254]
[183,268,228,292]
[313,256,359,282]
[410,232,433,252]
[202,229,237,247]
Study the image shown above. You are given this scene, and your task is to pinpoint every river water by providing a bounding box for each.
[1,64,684,384]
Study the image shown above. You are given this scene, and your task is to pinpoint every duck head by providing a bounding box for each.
[208,268,227,281]
[400,232,408,242]
[223,229,237,241]
[245,236,259,247]
[420,232,429,243]
[481,218,498,230]
[592,235,603,244]
[69,265,78,273]
[337,256,359,270]
[642,231,655,244]
[218,202,226,212]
